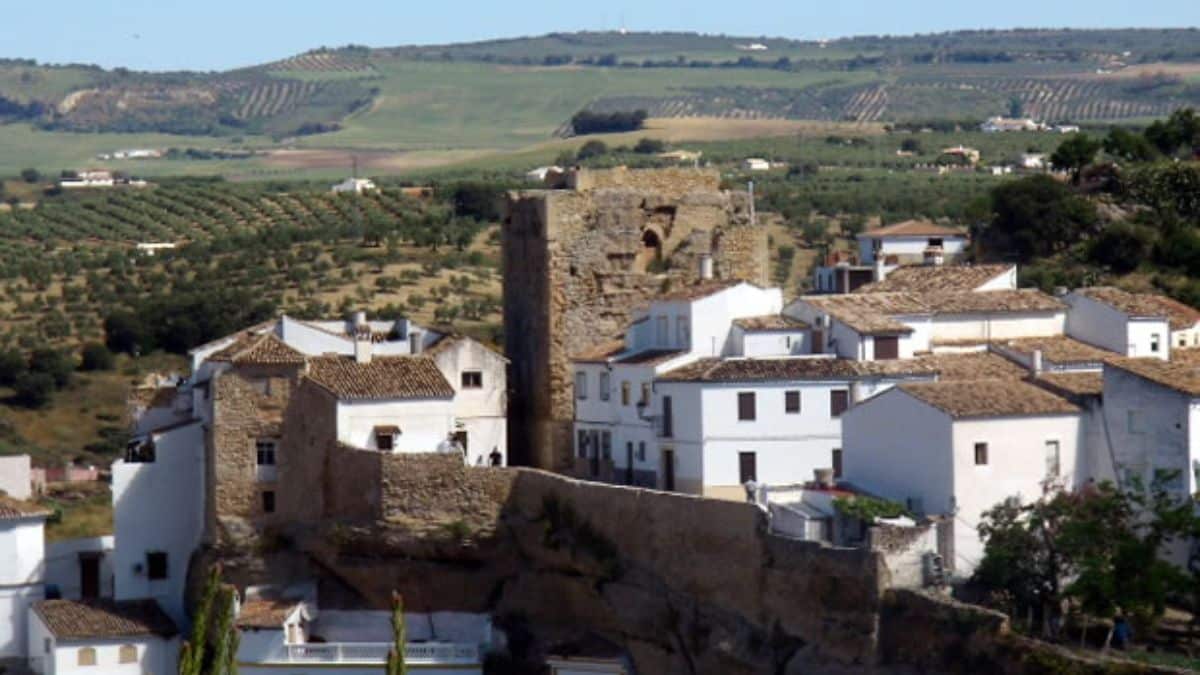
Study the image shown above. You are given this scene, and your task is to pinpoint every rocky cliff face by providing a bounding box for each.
[198,460,1180,675]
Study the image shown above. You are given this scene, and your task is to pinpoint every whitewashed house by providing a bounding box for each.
[235,597,490,675]
[742,158,771,172]
[981,117,1041,133]
[842,379,1083,575]
[572,281,784,485]
[0,454,33,499]
[0,497,49,660]
[44,536,114,602]
[856,220,968,266]
[853,264,1017,295]
[331,178,377,194]
[1066,287,1200,357]
[786,289,1067,361]
[1019,153,1047,170]
[27,599,178,675]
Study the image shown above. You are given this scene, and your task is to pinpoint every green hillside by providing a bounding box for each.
[0,30,1198,178]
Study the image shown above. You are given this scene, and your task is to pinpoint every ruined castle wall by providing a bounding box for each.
[277,381,345,524]
[378,453,512,531]
[503,168,769,471]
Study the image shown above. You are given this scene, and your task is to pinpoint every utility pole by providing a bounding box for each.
[748,180,756,225]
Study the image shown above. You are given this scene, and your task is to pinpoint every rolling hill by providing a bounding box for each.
[0,29,1198,177]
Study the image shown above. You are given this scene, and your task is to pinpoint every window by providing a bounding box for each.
[119,644,137,664]
[577,430,588,459]
[1150,333,1161,353]
[661,396,673,437]
[1045,440,1060,478]
[637,441,646,462]
[146,551,168,580]
[256,439,277,466]
[737,392,757,421]
[575,371,588,400]
[974,442,989,466]
[43,638,51,655]
[830,390,849,417]
[77,647,97,666]
[376,430,395,451]
[640,383,651,406]
[739,452,757,484]
[784,390,801,414]
[656,316,668,345]
[262,490,276,514]
[677,317,689,347]
[621,381,631,406]
[832,449,843,478]
[927,237,944,248]
[601,432,612,460]
[599,372,611,401]
[874,336,899,360]
[461,371,483,389]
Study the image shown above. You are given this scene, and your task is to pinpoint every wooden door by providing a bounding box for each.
[80,554,100,599]
[738,452,757,484]
[662,450,675,491]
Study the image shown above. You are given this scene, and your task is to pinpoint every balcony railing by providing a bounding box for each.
[272,642,480,664]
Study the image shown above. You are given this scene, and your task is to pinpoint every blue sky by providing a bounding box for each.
[1,0,1197,72]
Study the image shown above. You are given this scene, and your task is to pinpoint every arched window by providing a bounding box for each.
[119,644,138,664]
[77,646,97,666]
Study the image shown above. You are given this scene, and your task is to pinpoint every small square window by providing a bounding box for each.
[784,390,801,414]
[262,491,276,514]
[1151,333,1161,353]
[146,551,168,580]
[974,442,989,466]
[461,371,483,389]
[377,433,394,451]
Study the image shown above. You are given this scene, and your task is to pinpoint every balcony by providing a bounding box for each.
[272,642,480,665]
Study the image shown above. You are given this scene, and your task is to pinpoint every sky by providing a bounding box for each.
[1,0,1197,72]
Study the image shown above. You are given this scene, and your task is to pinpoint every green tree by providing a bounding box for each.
[981,175,1098,262]
[633,138,666,154]
[1103,128,1157,163]
[12,372,54,408]
[0,348,26,386]
[1088,222,1154,273]
[20,168,40,183]
[1144,108,1199,157]
[179,564,238,675]
[386,592,408,675]
[29,348,73,388]
[1050,134,1102,184]
[79,343,114,371]
[576,140,608,161]
[1008,96,1024,119]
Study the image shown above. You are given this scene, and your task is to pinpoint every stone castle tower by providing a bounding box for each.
[502,167,770,469]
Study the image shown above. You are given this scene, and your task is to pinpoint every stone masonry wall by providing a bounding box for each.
[208,363,301,544]
[503,167,770,470]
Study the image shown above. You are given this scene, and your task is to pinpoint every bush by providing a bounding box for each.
[12,372,54,408]
[0,348,26,387]
[576,140,608,161]
[28,348,73,388]
[570,109,647,135]
[79,343,115,372]
[1089,222,1154,273]
[20,168,40,183]
[633,138,666,154]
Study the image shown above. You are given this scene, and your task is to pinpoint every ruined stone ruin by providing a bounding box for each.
[503,167,769,470]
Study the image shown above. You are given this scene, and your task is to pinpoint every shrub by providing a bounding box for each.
[13,372,54,408]
[1089,222,1154,273]
[633,138,666,154]
[0,348,26,386]
[576,140,608,161]
[79,343,115,372]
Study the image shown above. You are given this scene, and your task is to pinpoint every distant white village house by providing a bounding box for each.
[331,177,377,194]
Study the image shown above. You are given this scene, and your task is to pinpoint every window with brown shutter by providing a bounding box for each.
[737,392,756,421]
[874,336,899,360]
[784,390,801,414]
[739,452,757,484]
[974,442,989,465]
[830,389,849,417]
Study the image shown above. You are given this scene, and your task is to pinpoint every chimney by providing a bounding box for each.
[1030,349,1044,375]
[353,311,368,329]
[354,335,372,364]
[813,468,835,489]
[698,254,714,280]
[409,331,423,355]
[873,257,888,283]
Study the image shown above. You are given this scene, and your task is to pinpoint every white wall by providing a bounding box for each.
[44,536,114,600]
[691,285,783,358]
[0,455,32,499]
[430,339,508,466]
[0,516,45,657]
[1102,366,1195,496]
[858,236,967,264]
[1126,317,1171,360]
[949,414,1082,572]
[930,311,1065,343]
[28,618,179,675]
[112,421,205,625]
[277,316,355,356]
[336,399,455,453]
[977,267,1018,291]
[1066,293,1169,358]
[737,329,809,357]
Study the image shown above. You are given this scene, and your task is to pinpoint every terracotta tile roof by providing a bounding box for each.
[33,599,178,639]
[1075,287,1200,330]
[860,220,965,239]
[1033,372,1104,397]
[655,280,751,302]
[614,349,687,366]
[572,339,626,363]
[854,264,1013,294]
[657,357,939,382]
[236,599,301,629]
[210,332,306,366]
[0,495,50,520]
[1106,357,1200,397]
[306,356,455,400]
[799,290,1064,335]
[899,379,1080,419]
[732,315,810,331]
[909,352,1028,381]
[995,336,1116,365]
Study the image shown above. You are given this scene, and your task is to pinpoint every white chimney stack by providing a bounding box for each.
[410,331,423,355]
[354,310,368,328]
[699,254,714,280]
[1031,349,1044,375]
